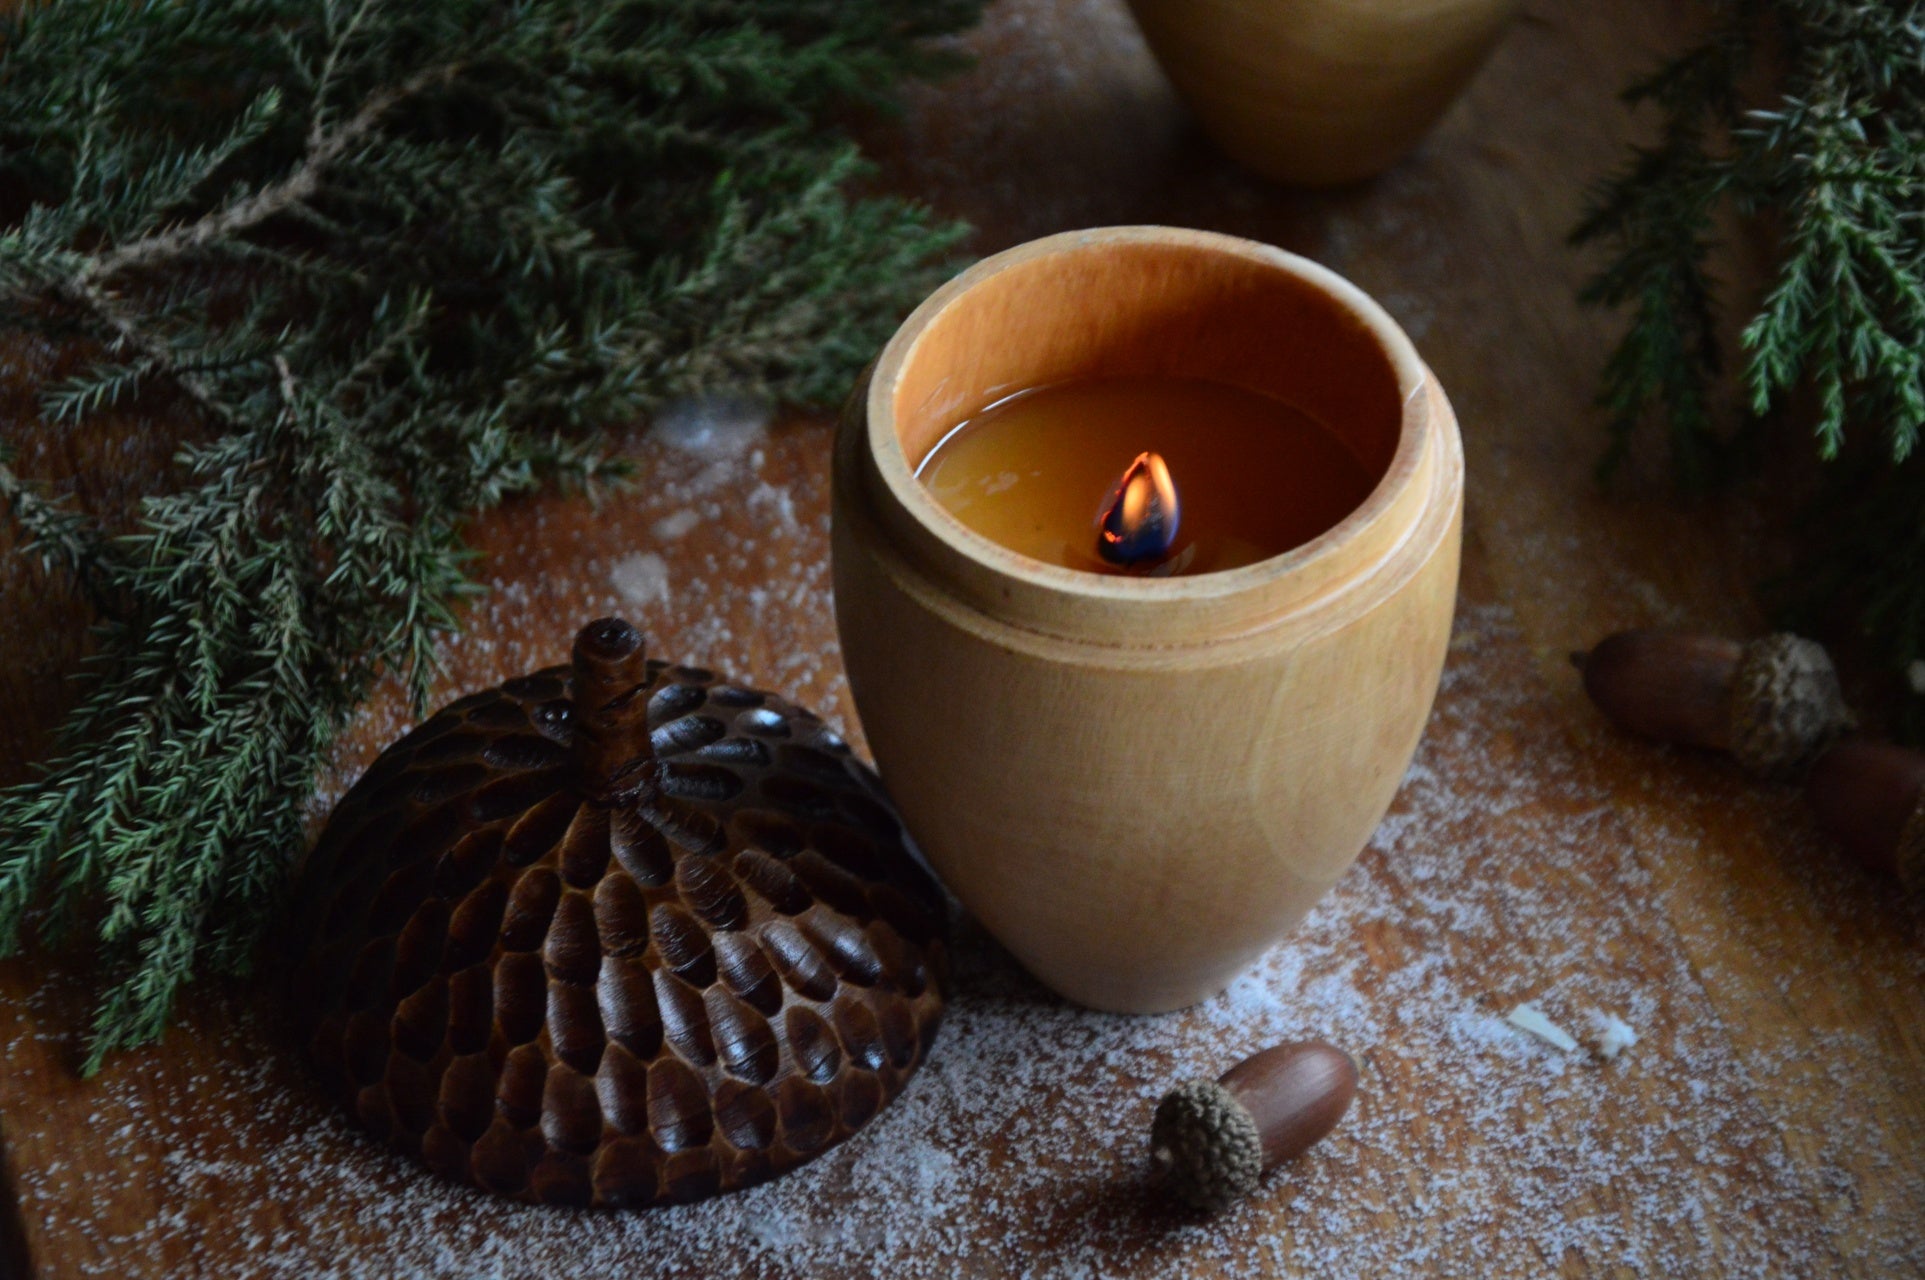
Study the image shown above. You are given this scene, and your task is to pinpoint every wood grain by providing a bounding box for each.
[1123,0,1523,185]
[834,227,1462,1013]
[0,0,1921,1276]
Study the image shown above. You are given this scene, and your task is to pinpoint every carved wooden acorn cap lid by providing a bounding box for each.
[288,617,948,1209]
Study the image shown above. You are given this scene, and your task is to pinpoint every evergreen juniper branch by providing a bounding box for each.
[1577,0,1925,727]
[0,0,982,1068]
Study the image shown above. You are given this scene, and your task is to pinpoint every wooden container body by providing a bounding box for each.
[831,227,1463,1012]
[1125,0,1522,186]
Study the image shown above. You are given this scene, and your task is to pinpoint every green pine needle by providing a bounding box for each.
[0,0,981,1071]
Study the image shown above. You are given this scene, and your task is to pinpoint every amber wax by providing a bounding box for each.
[916,375,1376,575]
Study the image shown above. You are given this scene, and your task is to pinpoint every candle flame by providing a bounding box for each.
[1098,451,1180,566]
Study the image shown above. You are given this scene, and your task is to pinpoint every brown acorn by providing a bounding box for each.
[287,617,948,1209]
[1575,630,1853,779]
[1149,1041,1357,1211]
[1804,737,1925,901]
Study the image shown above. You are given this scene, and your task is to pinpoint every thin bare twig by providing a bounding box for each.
[80,61,460,283]
[273,354,300,408]
[47,276,240,430]
[24,56,461,435]
[310,0,386,151]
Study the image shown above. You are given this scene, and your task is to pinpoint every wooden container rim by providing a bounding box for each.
[859,226,1440,643]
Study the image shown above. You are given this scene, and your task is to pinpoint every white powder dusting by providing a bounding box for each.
[609,551,671,611]
[10,3,1923,1271]
[10,600,1917,1278]
[651,395,772,462]
[746,483,801,533]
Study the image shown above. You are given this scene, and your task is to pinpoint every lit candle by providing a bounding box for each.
[915,375,1375,576]
[1098,450,1180,568]
[833,226,1465,1016]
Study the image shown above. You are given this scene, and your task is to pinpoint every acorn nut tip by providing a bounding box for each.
[1149,1041,1357,1212]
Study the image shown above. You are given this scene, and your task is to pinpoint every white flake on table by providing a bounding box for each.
[1588,1009,1640,1061]
[650,509,701,540]
[1506,1001,1579,1052]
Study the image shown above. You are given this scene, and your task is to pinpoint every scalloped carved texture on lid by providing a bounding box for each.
[289,618,948,1209]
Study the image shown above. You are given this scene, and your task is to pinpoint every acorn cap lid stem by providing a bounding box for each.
[571,616,657,802]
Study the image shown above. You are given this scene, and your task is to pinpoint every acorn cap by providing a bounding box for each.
[1729,634,1853,779]
[288,618,949,1210]
[1150,1079,1265,1212]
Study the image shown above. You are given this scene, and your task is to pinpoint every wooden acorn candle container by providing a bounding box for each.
[831,226,1463,1013]
[1124,0,1523,186]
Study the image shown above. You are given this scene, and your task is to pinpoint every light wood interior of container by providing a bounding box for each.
[890,240,1403,486]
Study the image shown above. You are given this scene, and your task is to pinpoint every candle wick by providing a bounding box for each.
[1098,451,1181,567]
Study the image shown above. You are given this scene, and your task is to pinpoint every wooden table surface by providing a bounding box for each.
[3,1,1922,1276]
